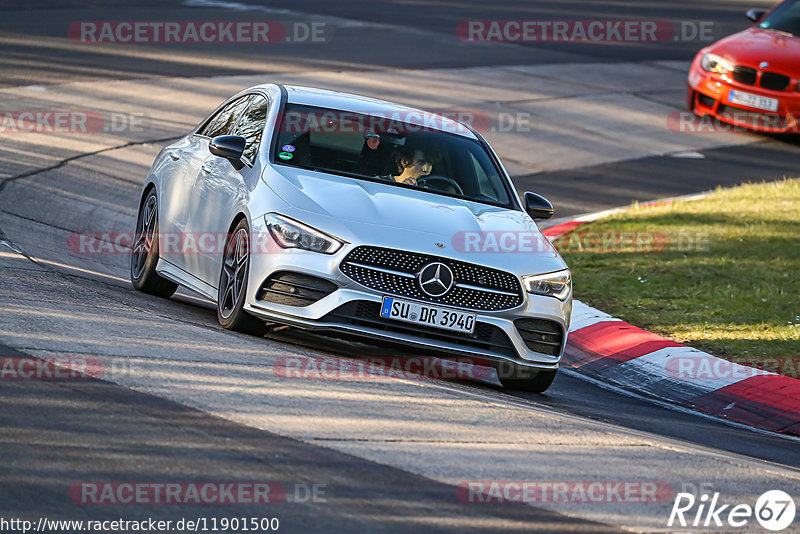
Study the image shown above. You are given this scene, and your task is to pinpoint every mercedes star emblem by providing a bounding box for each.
[418,262,454,297]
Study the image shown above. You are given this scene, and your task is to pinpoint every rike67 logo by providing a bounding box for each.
[668,490,796,531]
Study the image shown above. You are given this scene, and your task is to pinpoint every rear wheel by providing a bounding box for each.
[217,219,269,336]
[499,367,557,393]
[130,189,178,298]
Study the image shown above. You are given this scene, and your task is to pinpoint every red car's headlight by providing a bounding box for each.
[701,53,734,75]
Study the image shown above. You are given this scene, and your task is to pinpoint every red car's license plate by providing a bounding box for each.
[728,90,779,112]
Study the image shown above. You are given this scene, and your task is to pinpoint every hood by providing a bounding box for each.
[706,28,800,73]
[262,165,566,274]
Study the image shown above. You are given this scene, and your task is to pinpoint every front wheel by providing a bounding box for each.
[499,367,557,393]
[217,219,269,336]
[130,189,178,298]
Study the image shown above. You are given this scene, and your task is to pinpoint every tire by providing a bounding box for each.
[130,189,178,298]
[217,219,269,336]
[499,367,557,393]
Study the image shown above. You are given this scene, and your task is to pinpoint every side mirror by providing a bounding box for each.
[746,8,766,22]
[524,192,554,220]
[210,135,246,170]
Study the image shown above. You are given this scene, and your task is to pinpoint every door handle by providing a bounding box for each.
[169,151,182,160]
[201,164,213,173]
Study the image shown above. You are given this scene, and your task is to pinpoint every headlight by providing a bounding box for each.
[265,214,344,254]
[700,53,733,75]
[522,269,571,301]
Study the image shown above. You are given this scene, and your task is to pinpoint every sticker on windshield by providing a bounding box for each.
[281,144,296,152]
[278,151,294,160]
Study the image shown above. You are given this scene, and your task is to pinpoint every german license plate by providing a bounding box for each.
[379,296,476,334]
[728,90,779,112]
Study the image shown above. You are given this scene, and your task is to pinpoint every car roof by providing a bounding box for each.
[251,83,479,139]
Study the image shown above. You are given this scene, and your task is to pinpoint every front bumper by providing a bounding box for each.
[688,66,800,133]
[243,226,571,372]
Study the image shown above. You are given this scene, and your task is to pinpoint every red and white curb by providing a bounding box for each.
[542,209,800,438]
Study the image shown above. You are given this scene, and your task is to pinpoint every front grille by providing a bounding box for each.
[733,66,757,85]
[258,271,338,307]
[717,104,786,130]
[323,301,518,358]
[760,72,790,91]
[514,318,564,356]
[339,246,524,311]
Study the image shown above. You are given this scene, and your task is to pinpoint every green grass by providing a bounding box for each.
[559,179,800,378]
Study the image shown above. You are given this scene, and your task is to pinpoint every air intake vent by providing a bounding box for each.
[258,272,338,306]
[514,318,564,356]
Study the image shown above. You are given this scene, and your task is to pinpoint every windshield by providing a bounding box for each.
[759,0,800,35]
[272,104,514,208]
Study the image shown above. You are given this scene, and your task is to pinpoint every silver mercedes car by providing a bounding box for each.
[131,84,572,392]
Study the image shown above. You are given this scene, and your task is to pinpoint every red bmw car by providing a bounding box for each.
[688,1,800,133]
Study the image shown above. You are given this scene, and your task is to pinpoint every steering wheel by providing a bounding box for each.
[417,175,464,196]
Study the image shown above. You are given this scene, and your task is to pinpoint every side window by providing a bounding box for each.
[197,107,224,136]
[470,153,494,197]
[468,150,509,204]
[206,95,252,138]
[232,95,269,164]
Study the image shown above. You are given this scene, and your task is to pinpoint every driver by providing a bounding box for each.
[385,144,433,186]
